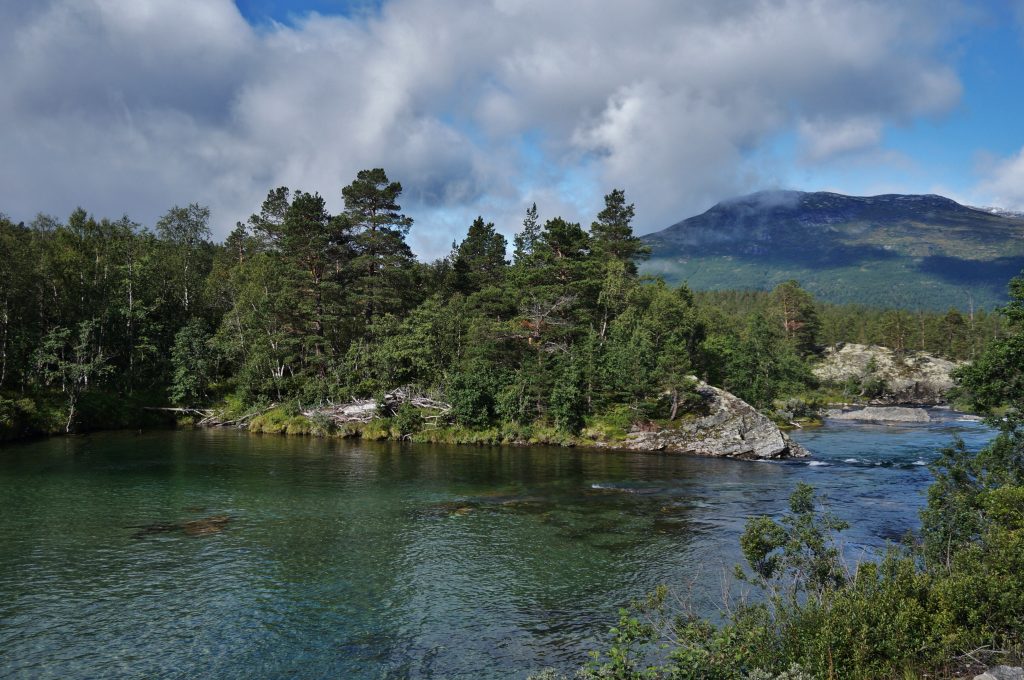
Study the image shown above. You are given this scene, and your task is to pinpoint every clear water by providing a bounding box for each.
[0,412,994,679]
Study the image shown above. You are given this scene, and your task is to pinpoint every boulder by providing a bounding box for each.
[827,406,931,423]
[618,382,808,460]
[813,343,962,405]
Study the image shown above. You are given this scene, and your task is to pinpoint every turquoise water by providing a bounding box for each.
[0,413,994,678]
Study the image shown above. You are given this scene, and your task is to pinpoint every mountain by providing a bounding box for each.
[641,190,1024,310]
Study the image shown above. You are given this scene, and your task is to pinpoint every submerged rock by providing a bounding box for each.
[131,514,231,539]
[616,382,807,460]
[813,343,961,405]
[827,406,932,423]
[181,515,231,536]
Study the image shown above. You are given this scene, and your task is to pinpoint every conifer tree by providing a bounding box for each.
[513,202,541,265]
[340,169,416,322]
[452,216,507,295]
[590,189,649,274]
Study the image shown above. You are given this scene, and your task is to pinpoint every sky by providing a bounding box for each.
[1,0,1023,258]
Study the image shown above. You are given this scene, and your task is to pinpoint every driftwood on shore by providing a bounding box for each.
[302,389,452,425]
[145,404,276,428]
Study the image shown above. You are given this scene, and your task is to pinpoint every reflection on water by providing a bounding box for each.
[0,413,994,679]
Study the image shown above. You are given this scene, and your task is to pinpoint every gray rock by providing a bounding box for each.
[617,382,807,460]
[827,406,931,423]
[813,343,962,405]
[974,666,1024,680]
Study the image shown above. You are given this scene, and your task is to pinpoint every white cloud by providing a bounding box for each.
[798,117,884,162]
[0,0,967,256]
[976,146,1024,211]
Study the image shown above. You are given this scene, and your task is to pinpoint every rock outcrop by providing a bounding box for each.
[616,382,808,460]
[826,406,931,423]
[813,343,962,405]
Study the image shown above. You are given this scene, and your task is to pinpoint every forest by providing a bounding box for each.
[0,168,1007,440]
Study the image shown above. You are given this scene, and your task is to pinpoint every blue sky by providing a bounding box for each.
[786,2,1024,203]
[235,0,379,23]
[1,0,1023,256]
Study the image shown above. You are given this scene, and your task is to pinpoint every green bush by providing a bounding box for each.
[306,411,335,437]
[393,402,424,437]
[447,362,500,428]
[0,395,44,440]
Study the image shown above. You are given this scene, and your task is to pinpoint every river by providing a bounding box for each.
[0,412,994,679]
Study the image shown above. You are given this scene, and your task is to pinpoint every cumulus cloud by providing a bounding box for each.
[0,0,966,255]
[797,116,884,162]
[976,146,1024,211]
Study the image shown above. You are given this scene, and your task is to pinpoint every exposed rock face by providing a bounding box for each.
[618,382,808,459]
[813,343,962,405]
[827,406,931,423]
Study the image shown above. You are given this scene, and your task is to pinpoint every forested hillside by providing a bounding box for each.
[0,171,1009,440]
[643,190,1024,310]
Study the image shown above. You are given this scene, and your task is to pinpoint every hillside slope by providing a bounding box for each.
[641,191,1024,309]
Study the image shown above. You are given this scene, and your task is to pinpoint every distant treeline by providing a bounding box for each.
[695,289,1004,361]
[0,169,1011,437]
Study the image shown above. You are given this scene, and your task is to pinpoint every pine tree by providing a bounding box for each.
[590,189,649,274]
[771,280,819,354]
[451,216,507,295]
[513,203,541,265]
[340,169,416,322]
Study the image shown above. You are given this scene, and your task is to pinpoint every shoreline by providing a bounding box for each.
[2,400,979,459]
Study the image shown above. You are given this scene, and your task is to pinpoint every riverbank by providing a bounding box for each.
[237,406,810,458]
[219,380,809,460]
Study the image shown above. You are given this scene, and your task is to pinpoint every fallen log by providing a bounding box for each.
[301,389,452,425]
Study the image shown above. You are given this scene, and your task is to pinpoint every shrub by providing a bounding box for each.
[447,363,499,428]
[393,402,424,437]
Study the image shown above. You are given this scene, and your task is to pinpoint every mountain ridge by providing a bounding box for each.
[640,190,1024,310]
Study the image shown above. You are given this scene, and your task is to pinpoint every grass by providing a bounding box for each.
[238,404,654,449]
